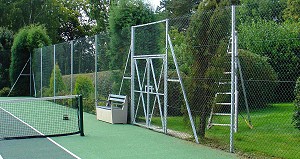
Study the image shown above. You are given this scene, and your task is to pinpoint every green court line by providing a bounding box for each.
[52,113,238,159]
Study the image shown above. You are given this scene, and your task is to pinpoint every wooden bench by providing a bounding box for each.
[96,94,128,124]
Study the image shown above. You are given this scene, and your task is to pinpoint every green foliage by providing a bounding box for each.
[10,25,51,96]
[169,28,191,74]
[0,0,89,43]
[237,0,287,24]
[293,76,300,130]
[87,0,110,33]
[238,20,300,101]
[108,0,156,69]
[283,0,300,22]
[239,50,278,108]
[156,0,199,18]
[0,87,10,96]
[48,64,66,96]
[185,0,231,138]
[74,75,94,99]
[0,27,13,50]
[208,49,278,110]
[74,75,95,114]
[0,27,13,89]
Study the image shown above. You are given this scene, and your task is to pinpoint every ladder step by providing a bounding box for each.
[213,113,231,116]
[210,123,231,127]
[217,82,231,85]
[215,103,231,105]
[216,92,231,95]
[223,72,231,75]
[168,79,180,82]
[227,52,232,54]
[123,76,131,79]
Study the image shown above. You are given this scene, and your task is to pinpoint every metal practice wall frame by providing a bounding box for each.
[129,19,199,143]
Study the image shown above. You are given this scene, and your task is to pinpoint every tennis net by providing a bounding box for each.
[0,95,84,140]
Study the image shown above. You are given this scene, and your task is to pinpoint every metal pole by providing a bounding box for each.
[146,59,150,127]
[54,45,56,97]
[234,31,238,133]
[163,19,169,133]
[30,52,32,96]
[71,41,74,95]
[230,5,236,153]
[131,26,135,124]
[237,58,252,127]
[167,34,199,144]
[95,35,98,108]
[119,47,131,95]
[41,48,43,97]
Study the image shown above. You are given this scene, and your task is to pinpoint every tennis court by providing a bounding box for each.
[0,96,83,158]
[0,96,237,159]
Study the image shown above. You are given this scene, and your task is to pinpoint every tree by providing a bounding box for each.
[0,27,13,89]
[0,0,89,43]
[238,19,300,101]
[283,0,300,22]
[156,0,200,18]
[10,25,51,96]
[108,0,156,69]
[48,64,67,96]
[237,0,287,24]
[86,0,110,33]
[185,0,231,138]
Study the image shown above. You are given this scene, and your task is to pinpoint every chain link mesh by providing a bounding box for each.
[32,2,300,157]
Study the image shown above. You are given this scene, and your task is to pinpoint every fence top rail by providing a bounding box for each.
[132,19,167,28]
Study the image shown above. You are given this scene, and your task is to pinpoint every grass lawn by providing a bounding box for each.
[152,103,300,159]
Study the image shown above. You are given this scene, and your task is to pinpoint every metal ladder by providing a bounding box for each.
[207,36,235,129]
[207,32,252,131]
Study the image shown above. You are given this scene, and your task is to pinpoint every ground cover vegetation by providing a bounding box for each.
[1,0,300,158]
[152,103,299,159]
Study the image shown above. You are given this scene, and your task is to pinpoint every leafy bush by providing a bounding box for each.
[74,75,94,98]
[0,87,10,96]
[293,77,300,130]
[239,49,278,109]
[238,20,300,102]
[47,64,66,96]
[74,75,95,113]
[207,49,278,110]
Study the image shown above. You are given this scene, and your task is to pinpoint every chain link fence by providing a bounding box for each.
[166,2,300,159]
[32,2,300,158]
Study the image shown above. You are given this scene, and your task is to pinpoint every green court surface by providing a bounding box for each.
[0,96,237,159]
[52,112,238,159]
[0,138,77,159]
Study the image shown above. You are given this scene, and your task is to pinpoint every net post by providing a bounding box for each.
[79,94,84,136]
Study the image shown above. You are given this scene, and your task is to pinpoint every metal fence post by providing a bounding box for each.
[230,5,236,153]
[131,26,135,124]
